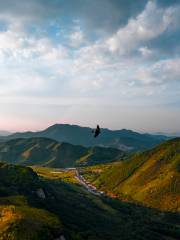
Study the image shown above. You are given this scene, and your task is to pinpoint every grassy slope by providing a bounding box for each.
[0,163,62,240]
[82,138,180,212]
[1,163,180,239]
[0,197,61,240]
[0,138,124,168]
[33,167,180,240]
[32,166,79,184]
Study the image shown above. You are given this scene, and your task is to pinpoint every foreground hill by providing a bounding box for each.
[82,138,180,212]
[1,162,180,240]
[1,124,169,151]
[0,163,62,239]
[0,137,124,167]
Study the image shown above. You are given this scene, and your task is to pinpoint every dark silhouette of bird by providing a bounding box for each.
[92,125,101,138]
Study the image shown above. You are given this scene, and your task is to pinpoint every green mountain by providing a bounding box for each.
[0,163,62,240]
[0,162,180,240]
[82,138,180,212]
[2,124,169,151]
[0,137,124,167]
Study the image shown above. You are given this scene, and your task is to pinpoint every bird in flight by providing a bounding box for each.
[92,125,101,138]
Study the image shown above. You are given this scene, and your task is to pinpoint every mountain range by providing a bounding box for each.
[0,124,170,151]
[0,137,124,167]
[82,138,180,212]
[0,130,11,136]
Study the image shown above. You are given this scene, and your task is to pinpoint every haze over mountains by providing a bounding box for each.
[0,124,170,151]
[0,130,11,136]
[155,132,180,137]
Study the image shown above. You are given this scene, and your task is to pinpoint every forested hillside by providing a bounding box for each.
[1,162,180,240]
[82,138,180,212]
[0,137,124,167]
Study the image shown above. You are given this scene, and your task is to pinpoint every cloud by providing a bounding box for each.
[0,1,179,117]
[0,0,147,37]
[0,20,71,95]
[68,26,86,48]
[106,1,180,55]
[137,58,180,85]
[0,1,179,97]
[138,46,154,57]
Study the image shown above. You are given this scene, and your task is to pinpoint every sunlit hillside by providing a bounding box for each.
[1,162,180,239]
[0,138,124,168]
[82,138,180,212]
[0,163,62,240]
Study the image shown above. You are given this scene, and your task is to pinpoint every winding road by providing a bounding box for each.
[75,169,104,196]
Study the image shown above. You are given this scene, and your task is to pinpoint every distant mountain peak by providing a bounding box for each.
[0,123,170,151]
[0,130,12,136]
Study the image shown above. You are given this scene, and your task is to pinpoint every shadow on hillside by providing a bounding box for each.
[28,177,180,240]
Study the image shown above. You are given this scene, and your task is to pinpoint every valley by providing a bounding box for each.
[80,138,180,212]
[0,135,179,239]
[32,166,180,240]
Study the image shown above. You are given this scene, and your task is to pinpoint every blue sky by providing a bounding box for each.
[0,0,180,133]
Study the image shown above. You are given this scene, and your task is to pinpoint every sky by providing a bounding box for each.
[0,0,180,133]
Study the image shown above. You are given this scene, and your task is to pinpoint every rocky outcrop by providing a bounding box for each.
[54,235,66,240]
[36,188,46,199]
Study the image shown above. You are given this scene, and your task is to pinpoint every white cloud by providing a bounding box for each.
[69,28,85,48]
[0,67,46,95]
[0,22,71,96]
[0,0,179,107]
[138,58,180,85]
[106,1,180,55]
[138,46,153,57]
[0,1,179,131]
